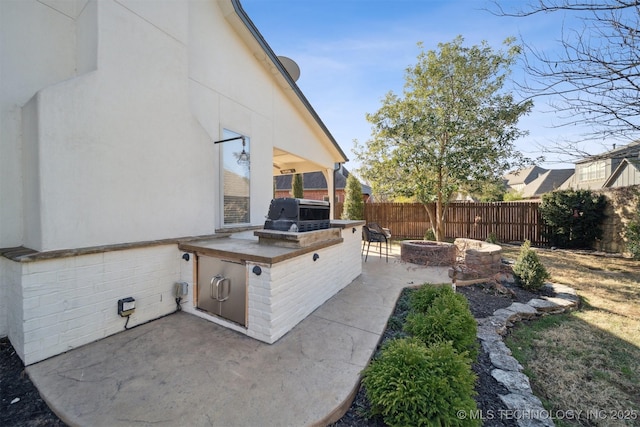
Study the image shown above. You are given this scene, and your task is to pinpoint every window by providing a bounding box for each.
[579,161,605,181]
[220,129,250,225]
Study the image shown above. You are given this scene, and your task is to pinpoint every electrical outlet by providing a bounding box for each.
[117,297,135,317]
[175,282,188,297]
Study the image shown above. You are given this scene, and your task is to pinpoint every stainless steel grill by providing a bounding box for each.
[263,198,330,232]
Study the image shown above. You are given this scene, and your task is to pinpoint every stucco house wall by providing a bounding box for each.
[0,0,348,364]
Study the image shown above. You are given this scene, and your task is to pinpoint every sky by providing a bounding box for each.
[240,0,618,175]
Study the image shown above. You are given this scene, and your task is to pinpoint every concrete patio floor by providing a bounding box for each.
[26,246,451,427]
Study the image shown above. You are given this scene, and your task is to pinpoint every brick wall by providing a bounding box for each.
[10,245,183,365]
[247,225,362,343]
[1,257,23,344]
[4,226,364,364]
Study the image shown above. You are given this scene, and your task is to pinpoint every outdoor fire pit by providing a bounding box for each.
[400,240,456,266]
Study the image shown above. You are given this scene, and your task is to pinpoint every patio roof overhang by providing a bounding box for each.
[273,148,335,175]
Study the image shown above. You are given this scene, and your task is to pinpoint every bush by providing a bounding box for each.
[362,338,480,427]
[512,240,550,291]
[409,284,454,314]
[395,288,412,315]
[404,290,478,359]
[424,228,436,241]
[503,190,524,201]
[292,173,304,198]
[539,189,607,249]
[341,174,365,220]
[386,315,404,332]
[624,196,640,259]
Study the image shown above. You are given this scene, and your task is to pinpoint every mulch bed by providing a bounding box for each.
[2,281,546,427]
[0,338,66,427]
[330,281,547,427]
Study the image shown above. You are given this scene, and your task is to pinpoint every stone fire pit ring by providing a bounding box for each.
[400,240,456,266]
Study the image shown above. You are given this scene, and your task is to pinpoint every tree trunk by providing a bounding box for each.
[435,200,445,241]
[423,203,437,240]
[423,202,447,241]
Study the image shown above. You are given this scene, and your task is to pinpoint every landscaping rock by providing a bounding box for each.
[475,279,580,427]
[493,308,519,324]
[477,325,502,343]
[526,298,561,313]
[482,339,512,356]
[507,302,538,318]
[499,393,554,427]
[489,352,523,372]
[541,296,577,310]
[492,369,532,394]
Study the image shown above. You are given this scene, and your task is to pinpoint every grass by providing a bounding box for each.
[502,245,640,426]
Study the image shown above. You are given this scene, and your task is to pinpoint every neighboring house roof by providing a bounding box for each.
[521,169,574,198]
[224,0,348,164]
[274,166,371,195]
[504,166,548,187]
[603,158,640,187]
[575,140,640,164]
[561,140,640,190]
[224,169,250,194]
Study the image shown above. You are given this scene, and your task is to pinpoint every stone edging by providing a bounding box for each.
[476,282,580,427]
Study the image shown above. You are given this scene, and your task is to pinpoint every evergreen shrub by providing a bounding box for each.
[624,196,640,259]
[512,240,550,291]
[404,290,478,359]
[539,189,606,249]
[362,338,480,427]
[408,284,453,314]
[341,174,365,220]
[292,173,304,198]
[424,228,436,241]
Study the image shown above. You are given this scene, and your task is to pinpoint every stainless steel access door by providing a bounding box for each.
[197,256,247,326]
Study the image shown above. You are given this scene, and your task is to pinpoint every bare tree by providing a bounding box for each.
[493,1,640,159]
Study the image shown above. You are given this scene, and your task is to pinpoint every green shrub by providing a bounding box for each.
[424,228,436,241]
[486,232,498,244]
[409,284,454,314]
[395,288,413,314]
[512,240,550,291]
[404,290,478,359]
[624,196,640,259]
[386,315,404,331]
[292,173,304,198]
[362,338,480,427]
[341,174,365,220]
[539,189,607,249]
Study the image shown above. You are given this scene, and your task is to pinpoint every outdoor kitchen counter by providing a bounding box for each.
[178,220,363,265]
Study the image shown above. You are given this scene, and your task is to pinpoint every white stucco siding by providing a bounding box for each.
[4,0,344,251]
[188,0,274,118]
[272,98,338,170]
[118,0,189,44]
[30,0,216,251]
[0,0,79,248]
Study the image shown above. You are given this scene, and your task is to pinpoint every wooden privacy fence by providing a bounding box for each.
[334,201,547,245]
